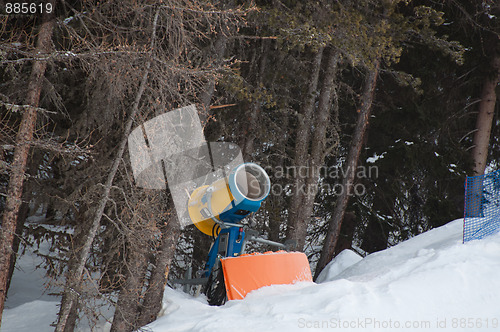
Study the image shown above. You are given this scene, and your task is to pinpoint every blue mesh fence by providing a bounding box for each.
[463,169,500,242]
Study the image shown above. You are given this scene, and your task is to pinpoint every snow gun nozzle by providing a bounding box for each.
[188,163,271,235]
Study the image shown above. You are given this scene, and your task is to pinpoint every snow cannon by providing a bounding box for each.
[178,162,313,306]
[188,163,270,236]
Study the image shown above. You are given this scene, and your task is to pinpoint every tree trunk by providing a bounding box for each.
[471,52,500,175]
[62,300,79,332]
[55,9,160,331]
[267,115,289,244]
[314,59,380,280]
[0,8,54,325]
[286,47,324,248]
[334,211,356,255]
[137,215,180,327]
[110,241,150,332]
[242,40,269,159]
[296,50,340,250]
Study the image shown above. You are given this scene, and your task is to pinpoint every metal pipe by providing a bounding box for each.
[247,236,286,249]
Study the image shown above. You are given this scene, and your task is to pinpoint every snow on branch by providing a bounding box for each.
[0,101,57,115]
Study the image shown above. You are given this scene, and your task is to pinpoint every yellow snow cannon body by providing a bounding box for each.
[188,163,271,236]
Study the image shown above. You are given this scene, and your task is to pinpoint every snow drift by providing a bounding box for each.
[147,218,500,332]
[3,218,500,332]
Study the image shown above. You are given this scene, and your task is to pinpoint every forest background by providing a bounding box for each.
[0,0,499,331]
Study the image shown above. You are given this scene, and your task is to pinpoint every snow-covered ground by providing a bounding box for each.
[2,243,61,332]
[3,218,500,331]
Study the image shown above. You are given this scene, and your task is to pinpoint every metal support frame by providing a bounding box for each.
[173,220,296,290]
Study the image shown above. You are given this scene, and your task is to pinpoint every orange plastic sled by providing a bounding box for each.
[221,251,312,300]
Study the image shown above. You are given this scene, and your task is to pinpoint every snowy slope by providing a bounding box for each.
[3,218,500,332]
[147,219,500,332]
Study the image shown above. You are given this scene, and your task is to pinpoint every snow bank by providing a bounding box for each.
[315,249,362,283]
[148,219,500,332]
[3,218,500,332]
